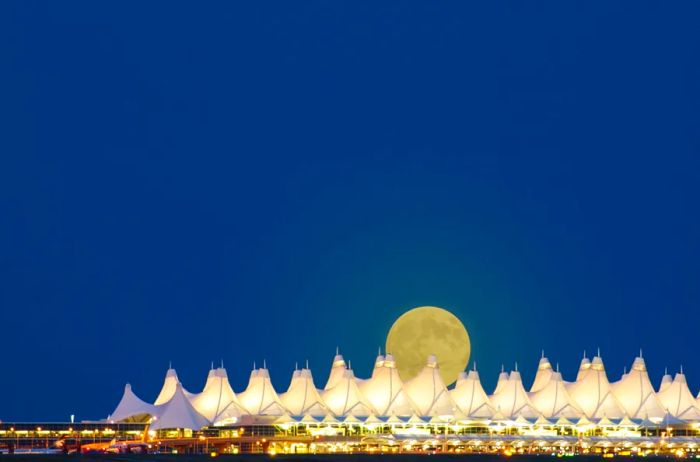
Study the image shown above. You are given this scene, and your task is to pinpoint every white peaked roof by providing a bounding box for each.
[657,371,700,421]
[568,355,625,419]
[280,367,328,416]
[321,367,374,417]
[237,367,287,416]
[493,366,509,395]
[371,354,385,378]
[530,354,554,393]
[529,371,582,419]
[490,368,539,419]
[612,356,665,420]
[154,367,191,405]
[404,355,456,417]
[659,370,673,392]
[151,383,209,430]
[190,367,247,425]
[576,355,591,382]
[450,367,495,419]
[324,352,347,390]
[359,353,416,416]
[109,383,157,422]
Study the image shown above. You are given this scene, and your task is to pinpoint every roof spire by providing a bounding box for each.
[305,359,309,369]
[597,347,601,357]
[473,361,477,371]
[263,359,267,369]
[169,360,172,369]
[253,361,256,369]
[221,359,224,368]
[556,362,560,372]
[515,362,518,372]
[639,348,643,358]
[378,346,381,356]
[501,364,505,373]
[665,366,668,375]
[680,364,684,374]
[336,346,339,355]
[623,366,627,374]
[541,349,545,359]
[295,361,298,370]
[211,361,214,370]
[583,350,587,359]
[348,360,352,369]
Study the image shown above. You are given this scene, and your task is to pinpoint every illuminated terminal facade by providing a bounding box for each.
[2,351,700,455]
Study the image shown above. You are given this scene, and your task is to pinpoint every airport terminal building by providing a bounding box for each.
[3,352,700,455]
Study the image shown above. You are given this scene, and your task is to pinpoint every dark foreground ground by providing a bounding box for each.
[0,455,683,462]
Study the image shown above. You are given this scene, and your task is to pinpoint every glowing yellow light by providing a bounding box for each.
[210,452,218,458]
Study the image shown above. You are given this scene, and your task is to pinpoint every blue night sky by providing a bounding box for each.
[1,2,699,421]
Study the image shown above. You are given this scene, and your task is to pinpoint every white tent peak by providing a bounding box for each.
[529,371,582,419]
[237,366,286,416]
[657,371,700,421]
[154,367,190,406]
[404,354,455,416]
[322,367,374,417]
[490,368,538,419]
[568,355,624,419]
[631,356,647,372]
[324,350,347,390]
[190,366,246,426]
[494,368,510,395]
[109,383,156,422]
[359,354,415,416]
[530,354,554,393]
[151,383,209,431]
[575,355,592,382]
[452,369,495,419]
[612,356,664,420]
[281,367,328,416]
[383,353,397,368]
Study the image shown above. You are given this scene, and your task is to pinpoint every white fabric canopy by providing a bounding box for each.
[530,355,554,393]
[490,368,538,419]
[576,355,591,382]
[190,367,247,425]
[359,353,415,416]
[154,367,192,405]
[529,371,582,419]
[324,353,347,390]
[658,371,673,393]
[280,367,328,416]
[656,371,700,421]
[321,367,374,417]
[404,355,456,417]
[151,383,209,430]
[568,355,625,419]
[493,367,509,395]
[450,368,495,419]
[109,383,156,422]
[237,367,287,416]
[612,356,665,420]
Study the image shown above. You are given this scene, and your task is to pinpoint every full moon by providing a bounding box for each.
[386,306,470,386]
